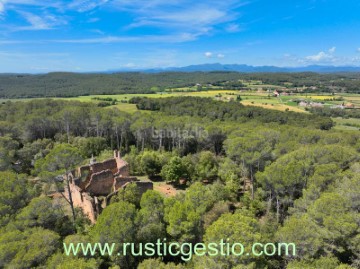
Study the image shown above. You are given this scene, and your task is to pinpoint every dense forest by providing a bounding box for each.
[0,72,242,98]
[1,71,360,98]
[0,97,359,268]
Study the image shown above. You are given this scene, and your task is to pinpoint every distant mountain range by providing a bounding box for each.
[107,63,360,73]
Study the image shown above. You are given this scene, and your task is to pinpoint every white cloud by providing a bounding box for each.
[118,0,245,40]
[0,33,198,45]
[87,17,100,23]
[123,62,136,68]
[54,36,139,44]
[282,53,301,65]
[226,23,241,33]
[305,51,334,62]
[0,0,248,44]
[19,11,52,29]
[0,0,248,43]
[284,48,360,66]
[305,47,338,63]
[204,52,224,59]
[90,29,104,35]
[357,48,360,52]
[14,11,67,31]
[127,7,229,31]
[0,1,5,14]
[285,51,360,67]
[0,1,69,31]
[1,0,63,12]
[328,46,336,53]
[0,0,107,19]
[68,0,109,12]
[351,56,360,63]
[50,33,198,44]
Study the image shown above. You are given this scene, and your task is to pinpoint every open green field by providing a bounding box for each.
[1,90,359,113]
[113,103,139,113]
[0,90,239,113]
[241,100,307,113]
[3,90,360,131]
[57,90,241,112]
[50,90,238,102]
[166,86,224,92]
[244,84,284,89]
[56,91,352,112]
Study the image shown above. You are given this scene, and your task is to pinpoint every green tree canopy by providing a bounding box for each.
[45,252,99,269]
[35,143,83,224]
[90,201,137,268]
[136,191,166,243]
[0,171,32,227]
[0,227,60,269]
[15,196,72,236]
[161,156,189,184]
[203,210,262,268]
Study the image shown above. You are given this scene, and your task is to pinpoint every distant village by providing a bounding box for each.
[272,90,358,109]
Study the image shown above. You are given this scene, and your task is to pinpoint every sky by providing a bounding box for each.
[0,0,360,72]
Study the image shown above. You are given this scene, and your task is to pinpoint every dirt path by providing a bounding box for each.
[153,182,180,197]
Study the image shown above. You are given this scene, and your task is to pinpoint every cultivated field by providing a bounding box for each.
[2,88,360,130]
[51,90,353,113]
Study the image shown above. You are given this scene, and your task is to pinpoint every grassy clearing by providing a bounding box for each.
[153,181,184,197]
[241,97,280,104]
[304,95,335,100]
[3,90,360,117]
[1,90,239,114]
[68,90,239,101]
[113,103,138,113]
[135,176,183,197]
[166,86,224,92]
[241,100,307,113]
[245,84,284,89]
[333,117,360,131]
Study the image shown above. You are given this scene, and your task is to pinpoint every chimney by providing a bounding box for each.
[114,150,120,159]
[90,154,96,165]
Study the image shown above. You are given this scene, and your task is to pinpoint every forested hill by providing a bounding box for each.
[132,96,334,130]
[1,72,360,98]
[0,98,359,268]
[0,72,243,98]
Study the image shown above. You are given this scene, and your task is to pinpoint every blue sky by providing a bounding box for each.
[0,0,360,72]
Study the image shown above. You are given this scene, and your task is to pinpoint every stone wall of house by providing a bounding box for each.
[63,151,151,223]
[91,159,118,174]
[80,192,97,223]
[105,180,153,206]
[85,169,114,196]
[67,184,97,223]
[75,166,91,189]
[114,176,138,190]
[122,181,154,195]
[134,181,153,195]
[77,165,90,178]
[117,164,129,177]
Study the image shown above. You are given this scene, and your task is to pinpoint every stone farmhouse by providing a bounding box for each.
[65,150,152,223]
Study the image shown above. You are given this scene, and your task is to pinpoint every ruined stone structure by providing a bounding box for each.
[65,150,153,223]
